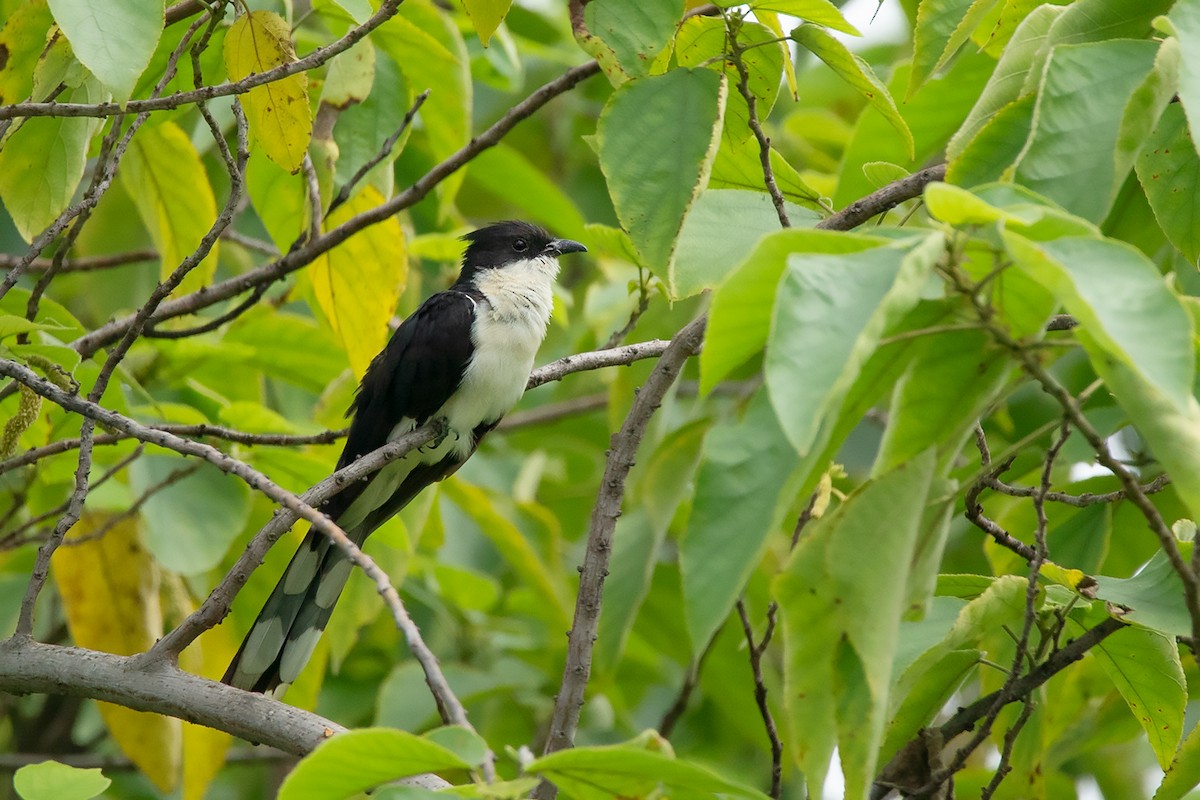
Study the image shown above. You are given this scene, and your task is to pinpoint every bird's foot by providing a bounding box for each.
[421,418,451,452]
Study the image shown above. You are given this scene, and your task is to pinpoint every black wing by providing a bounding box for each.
[326,289,479,516]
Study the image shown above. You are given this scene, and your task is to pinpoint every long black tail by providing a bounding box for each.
[222,453,467,694]
[222,526,356,694]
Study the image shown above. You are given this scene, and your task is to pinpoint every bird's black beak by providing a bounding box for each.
[545,238,587,256]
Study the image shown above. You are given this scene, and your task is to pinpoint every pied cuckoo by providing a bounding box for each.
[223,221,586,694]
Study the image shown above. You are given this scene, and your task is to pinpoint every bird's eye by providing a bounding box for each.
[512,238,528,252]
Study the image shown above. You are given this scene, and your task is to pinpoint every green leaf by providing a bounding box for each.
[0,0,53,105]
[321,45,375,109]
[883,577,1028,758]
[526,744,769,800]
[1117,38,1180,188]
[329,0,371,23]
[862,161,910,189]
[463,0,513,46]
[874,328,1013,473]
[596,68,726,271]
[1136,103,1200,266]
[677,17,785,131]
[13,762,111,800]
[130,457,251,576]
[278,729,470,800]
[373,0,470,209]
[792,24,913,160]
[670,189,820,299]
[1156,715,1200,800]
[246,149,307,251]
[766,233,941,455]
[440,478,569,627]
[46,0,161,99]
[924,182,1037,226]
[909,0,999,98]
[743,0,859,35]
[122,120,220,294]
[224,11,312,174]
[946,4,1062,162]
[310,186,407,379]
[1086,623,1185,770]
[1086,353,1200,527]
[332,50,408,201]
[1172,0,1200,162]
[701,229,887,394]
[882,648,979,761]
[775,452,937,799]
[595,509,663,670]
[680,391,801,651]
[1096,548,1193,638]
[0,315,68,341]
[0,74,107,242]
[836,49,995,207]
[1013,40,1158,222]
[1005,234,1194,411]
[947,94,1035,187]
[422,726,488,767]
[583,0,681,80]
[709,134,825,209]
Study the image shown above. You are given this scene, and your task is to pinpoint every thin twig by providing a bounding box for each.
[0,251,158,273]
[816,164,947,232]
[658,634,719,738]
[725,16,790,229]
[737,600,783,798]
[984,471,1170,507]
[538,316,707,793]
[965,427,1038,562]
[601,266,652,350]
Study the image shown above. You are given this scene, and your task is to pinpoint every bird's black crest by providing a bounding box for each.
[456,220,553,284]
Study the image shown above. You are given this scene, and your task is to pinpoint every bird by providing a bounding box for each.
[222,220,587,694]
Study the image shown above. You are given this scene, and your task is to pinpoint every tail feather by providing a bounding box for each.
[223,439,486,695]
[222,529,355,694]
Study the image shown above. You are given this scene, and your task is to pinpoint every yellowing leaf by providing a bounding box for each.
[0,0,53,105]
[121,121,219,294]
[51,513,180,792]
[310,186,406,378]
[463,0,513,46]
[224,10,312,173]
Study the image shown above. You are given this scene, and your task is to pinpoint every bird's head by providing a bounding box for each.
[456,220,587,287]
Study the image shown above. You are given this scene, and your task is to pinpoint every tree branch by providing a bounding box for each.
[816,164,946,232]
[538,316,707,792]
[0,638,341,754]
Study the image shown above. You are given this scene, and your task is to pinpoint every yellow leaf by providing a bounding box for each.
[224,10,313,173]
[462,0,513,46]
[310,186,406,378]
[51,513,181,792]
[169,572,235,800]
[122,121,220,294]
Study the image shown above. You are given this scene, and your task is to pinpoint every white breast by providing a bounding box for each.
[438,255,557,457]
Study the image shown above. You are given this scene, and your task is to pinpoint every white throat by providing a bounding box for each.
[471,254,558,330]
